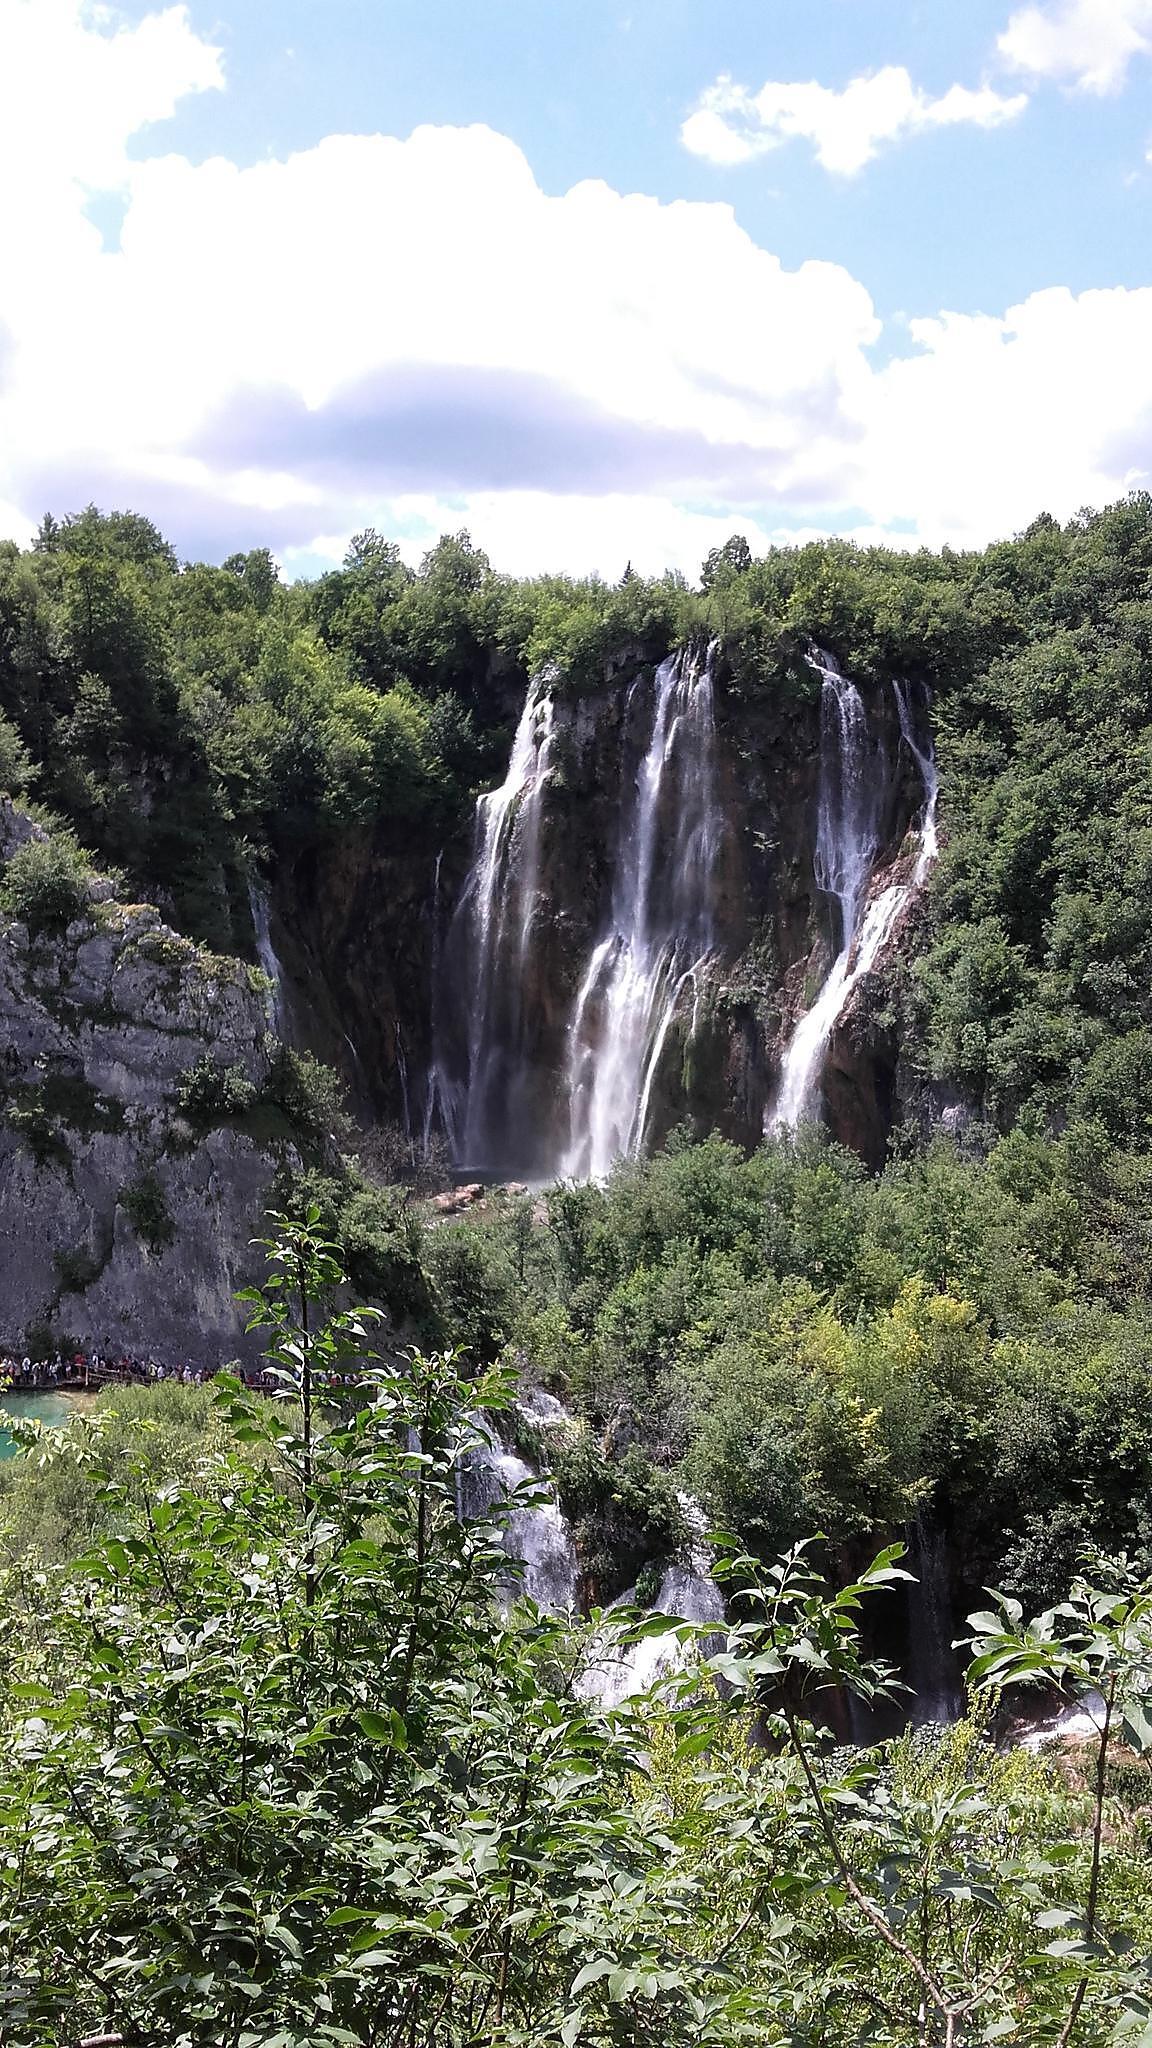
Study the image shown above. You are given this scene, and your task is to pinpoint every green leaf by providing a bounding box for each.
[357,1708,407,1748]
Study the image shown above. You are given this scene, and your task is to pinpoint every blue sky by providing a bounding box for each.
[145,0,1152,316]
[2,0,1152,575]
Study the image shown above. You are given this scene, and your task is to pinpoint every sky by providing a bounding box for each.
[1,0,1152,579]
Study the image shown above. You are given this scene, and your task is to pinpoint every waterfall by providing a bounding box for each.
[422,852,454,1157]
[439,682,556,1170]
[907,1517,962,1725]
[561,641,720,1180]
[577,1496,725,1708]
[395,1023,412,1138]
[457,1417,579,1614]
[248,879,288,1037]
[767,658,939,1132]
[893,677,940,879]
[430,641,723,1182]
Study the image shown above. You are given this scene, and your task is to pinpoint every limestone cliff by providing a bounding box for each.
[0,802,297,1362]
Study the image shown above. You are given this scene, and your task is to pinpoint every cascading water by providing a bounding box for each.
[907,1516,962,1725]
[456,1411,579,1614]
[438,684,556,1169]
[561,641,720,1180]
[431,642,723,1181]
[249,879,288,1037]
[767,657,939,1132]
[577,1495,725,1709]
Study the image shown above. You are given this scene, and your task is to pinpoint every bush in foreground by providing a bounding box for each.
[1,1215,1152,2046]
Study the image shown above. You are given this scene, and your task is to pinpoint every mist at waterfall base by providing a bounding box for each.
[427,643,723,1181]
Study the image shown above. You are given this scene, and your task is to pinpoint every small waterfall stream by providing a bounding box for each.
[457,1411,580,1614]
[907,1517,963,1725]
[249,879,288,1037]
[455,1409,725,1704]
[561,642,720,1180]
[768,657,939,1132]
[576,1496,725,1708]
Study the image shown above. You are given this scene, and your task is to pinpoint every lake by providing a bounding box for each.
[0,1391,74,1458]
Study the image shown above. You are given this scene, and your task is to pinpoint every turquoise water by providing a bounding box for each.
[0,1392,73,1459]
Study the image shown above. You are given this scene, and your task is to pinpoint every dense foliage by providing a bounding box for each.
[7,500,1152,2037]
[0,510,698,947]
[4,1222,1152,2048]
[3,499,1152,1590]
[4,496,1152,1132]
[395,1125,1152,1623]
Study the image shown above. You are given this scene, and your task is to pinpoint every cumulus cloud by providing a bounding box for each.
[0,1,221,199]
[998,0,1152,92]
[865,285,1152,540]
[0,2,1151,574]
[681,66,1027,177]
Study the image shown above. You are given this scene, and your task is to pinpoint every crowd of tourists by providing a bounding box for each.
[0,1348,279,1393]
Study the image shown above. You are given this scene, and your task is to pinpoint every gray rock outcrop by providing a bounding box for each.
[0,801,295,1363]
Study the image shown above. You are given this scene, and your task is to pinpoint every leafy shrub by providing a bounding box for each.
[175,1056,258,1129]
[264,1044,350,1149]
[119,1171,175,1253]
[275,1165,432,1323]
[53,1246,105,1294]
[0,829,93,933]
[3,1096,71,1168]
[0,712,35,794]
[424,1220,517,1361]
[553,1430,688,1601]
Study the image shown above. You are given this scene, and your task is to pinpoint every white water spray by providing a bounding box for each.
[577,1496,725,1708]
[561,642,720,1179]
[447,683,556,1167]
[768,658,938,1132]
[456,1414,579,1614]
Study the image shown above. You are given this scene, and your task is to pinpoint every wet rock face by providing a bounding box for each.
[430,647,925,1172]
[0,803,290,1362]
[255,645,931,1174]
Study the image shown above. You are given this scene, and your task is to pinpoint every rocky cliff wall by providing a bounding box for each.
[258,642,928,1169]
[0,803,296,1362]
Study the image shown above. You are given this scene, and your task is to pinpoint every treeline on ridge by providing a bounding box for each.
[4,497,1152,1139]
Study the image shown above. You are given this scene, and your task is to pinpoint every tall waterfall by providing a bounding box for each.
[561,641,720,1180]
[437,681,556,1169]
[768,657,939,1132]
[433,641,722,1181]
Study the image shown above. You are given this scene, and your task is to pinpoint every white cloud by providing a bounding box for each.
[1,3,1152,576]
[681,66,1027,177]
[998,0,1152,92]
[866,284,1152,543]
[0,1,221,194]
[281,499,855,584]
